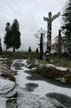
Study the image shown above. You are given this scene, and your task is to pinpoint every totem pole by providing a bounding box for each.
[43,12,60,53]
[35,28,46,59]
[38,33,44,59]
[58,30,61,54]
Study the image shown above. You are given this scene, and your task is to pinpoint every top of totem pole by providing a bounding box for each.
[38,27,46,35]
[48,11,52,17]
[35,27,46,38]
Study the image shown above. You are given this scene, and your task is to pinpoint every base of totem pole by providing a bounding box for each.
[40,54,43,60]
[46,54,50,62]
[46,50,51,62]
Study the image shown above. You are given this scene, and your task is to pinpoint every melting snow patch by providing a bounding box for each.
[11,59,71,108]
[17,88,64,108]
[55,66,67,71]
[0,97,7,108]
[46,64,55,68]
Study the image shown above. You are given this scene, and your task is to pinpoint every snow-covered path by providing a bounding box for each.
[12,59,71,108]
[12,59,71,97]
[0,58,71,108]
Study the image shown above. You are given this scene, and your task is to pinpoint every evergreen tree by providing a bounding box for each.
[4,19,21,53]
[28,46,32,52]
[4,22,11,51]
[62,0,71,53]
[11,19,21,52]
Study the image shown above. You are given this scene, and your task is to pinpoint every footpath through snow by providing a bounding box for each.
[0,58,71,108]
[12,59,71,108]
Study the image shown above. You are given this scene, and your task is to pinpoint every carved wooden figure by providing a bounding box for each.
[43,12,60,53]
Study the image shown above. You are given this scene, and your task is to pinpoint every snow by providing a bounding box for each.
[46,64,55,68]
[46,63,67,71]
[0,97,6,108]
[56,66,67,71]
[16,69,71,97]
[17,88,64,108]
[13,59,71,98]
[0,58,70,108]
[0,78,15,95]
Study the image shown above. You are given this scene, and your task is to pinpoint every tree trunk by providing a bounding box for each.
[13,46,15,53]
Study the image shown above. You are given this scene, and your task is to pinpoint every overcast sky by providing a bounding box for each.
[0,0,67,51]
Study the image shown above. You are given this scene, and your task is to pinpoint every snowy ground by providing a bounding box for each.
[12,59,71,108]
[12,59,71,97]
[0,58,71,108]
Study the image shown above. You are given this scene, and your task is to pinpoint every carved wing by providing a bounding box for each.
[43,17,49,21]
[52,12,60,21]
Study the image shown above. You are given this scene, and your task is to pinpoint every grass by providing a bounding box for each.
[52,57,71,68]
[30,66,65,79]
[38,60,48,64]
[26,71,67,89]
[0,51,40,59]
[27,63,71,87]
[1,51,71,68]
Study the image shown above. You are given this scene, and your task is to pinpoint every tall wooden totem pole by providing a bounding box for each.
[58,30,62,54]
[35,28,46,59]
[43,12,60,53]
[39,33,44,59]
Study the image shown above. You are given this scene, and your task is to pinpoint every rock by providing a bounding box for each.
[0,79,15,95]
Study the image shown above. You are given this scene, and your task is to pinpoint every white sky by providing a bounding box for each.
[0,0,67,51]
